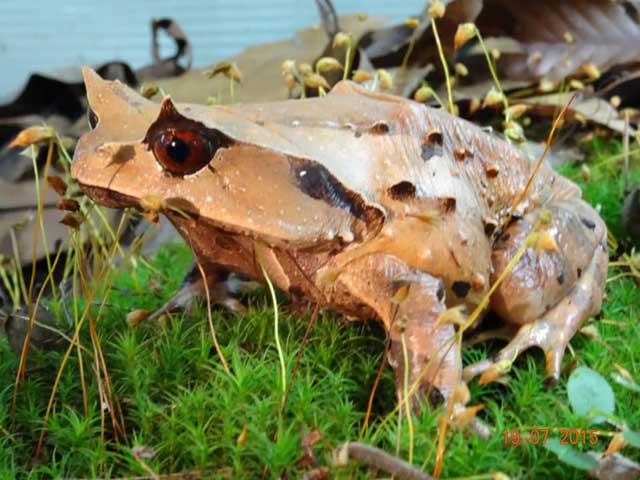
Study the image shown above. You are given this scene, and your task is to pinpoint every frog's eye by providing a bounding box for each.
[151,129,214,175]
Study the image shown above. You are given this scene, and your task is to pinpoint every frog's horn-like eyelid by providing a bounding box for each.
[143,96,180,147]
[81,66,154,122]
[158,95,181,119]
[148,95,200,131]
[143,96,235,155]
[143,96,201,145]
[148,96,246,150]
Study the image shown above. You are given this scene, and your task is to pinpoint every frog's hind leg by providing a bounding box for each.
[464,199,608,383]
[327,253,462,406]
[148,263,253,321]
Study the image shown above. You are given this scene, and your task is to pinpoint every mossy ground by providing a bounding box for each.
[1,140,639,478]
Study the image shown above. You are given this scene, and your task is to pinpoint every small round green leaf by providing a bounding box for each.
[567,366,615,424]
[544,438,599,470]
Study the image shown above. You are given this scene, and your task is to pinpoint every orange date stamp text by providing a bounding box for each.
[502,428,599,447]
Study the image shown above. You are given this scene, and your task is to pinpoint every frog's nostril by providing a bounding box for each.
[88,108,99,130]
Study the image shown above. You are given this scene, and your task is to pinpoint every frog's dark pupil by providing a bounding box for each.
[165,137,190,164]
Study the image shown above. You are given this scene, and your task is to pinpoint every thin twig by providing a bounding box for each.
[504,93,577,230]
[69,474,201,480]
[336,442,434,480]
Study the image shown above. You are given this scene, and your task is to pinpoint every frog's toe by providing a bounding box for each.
[464,243,607,384]
[147,264,251,322]
[462,321,566,383]
[147,278,203,322]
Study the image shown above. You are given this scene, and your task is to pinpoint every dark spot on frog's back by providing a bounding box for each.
[109,145,136,165]
[452,281,471,298]
[483,218,498,236]
[581,217,596,230]
[439,197,456,213]
[387,181,416,200]
[290,158,383,226]
[421,129,443,161]
[369,121,390,135]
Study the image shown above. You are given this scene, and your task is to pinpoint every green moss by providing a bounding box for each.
[1,140,639,478]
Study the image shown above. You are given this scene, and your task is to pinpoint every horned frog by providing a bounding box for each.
[72,68,608,406]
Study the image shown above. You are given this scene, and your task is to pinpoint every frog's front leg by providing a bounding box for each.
[148,262,250,321]
[324,253,462,405]
[465,198,608,382]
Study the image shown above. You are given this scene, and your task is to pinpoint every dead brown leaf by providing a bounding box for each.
[45,175,67,197]
[523,92,635,134]
[59,212,84,229]
[155,15,387,104]
[359,0,482,66]
[56,198,79,212]
[475,0,640,82]
[589,451,640,480]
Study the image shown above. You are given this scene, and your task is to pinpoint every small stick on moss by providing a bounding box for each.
[97,474,201,480]
[335,442,434,480]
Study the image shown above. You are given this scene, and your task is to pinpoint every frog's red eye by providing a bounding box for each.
[151,130,214,175]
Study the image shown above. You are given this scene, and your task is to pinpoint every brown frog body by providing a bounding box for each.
[72,68,608,403]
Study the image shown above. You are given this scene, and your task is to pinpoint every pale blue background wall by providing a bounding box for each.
[0,1,424,97]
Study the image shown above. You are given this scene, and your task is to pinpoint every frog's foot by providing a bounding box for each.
[387,274,462,408]
[465,202,608,383]
[330,253,463,409]
[147,263,252,321]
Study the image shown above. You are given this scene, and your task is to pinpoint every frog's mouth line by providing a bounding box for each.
[77,183,139,209]
[76,182,371,251]
[78,183,202,221]
[76,182,262,241]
